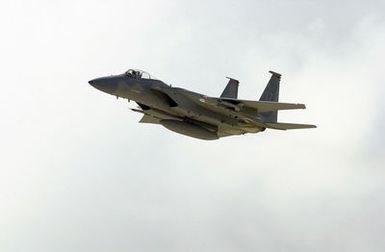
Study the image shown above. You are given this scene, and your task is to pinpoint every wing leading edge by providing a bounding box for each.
[265,122,316,130]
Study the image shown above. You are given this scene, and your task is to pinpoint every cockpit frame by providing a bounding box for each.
[125,69,157,80]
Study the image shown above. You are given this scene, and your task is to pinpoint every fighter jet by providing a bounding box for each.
[89,69,316,140]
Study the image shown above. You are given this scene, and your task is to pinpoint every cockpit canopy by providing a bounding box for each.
[125,69,156,80]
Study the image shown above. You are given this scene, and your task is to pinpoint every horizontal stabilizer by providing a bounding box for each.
[265,122,317,130]
[220,98,306,112]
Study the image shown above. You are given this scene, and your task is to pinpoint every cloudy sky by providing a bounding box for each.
[1,0,384,251]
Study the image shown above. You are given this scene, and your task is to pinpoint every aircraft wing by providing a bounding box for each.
[265,122,317,130]
[218,98,306,112]
[139,115,160,124]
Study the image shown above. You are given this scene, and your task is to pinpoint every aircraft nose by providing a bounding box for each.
[88,78,102,88]
[88,77,118,94]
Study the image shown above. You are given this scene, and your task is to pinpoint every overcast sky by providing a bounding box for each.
[1,0,385,251]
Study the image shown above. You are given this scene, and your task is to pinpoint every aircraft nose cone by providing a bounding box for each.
[88,79,99,88]
[88,77,118,94]
[88,76,118,95]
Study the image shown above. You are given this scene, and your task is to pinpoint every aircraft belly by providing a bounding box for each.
[134,107,182,123]
[160,120,218,140]
[170,104,261,135]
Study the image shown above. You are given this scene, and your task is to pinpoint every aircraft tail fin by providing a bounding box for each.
[220,77,239,98]
[259,71,281,122]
